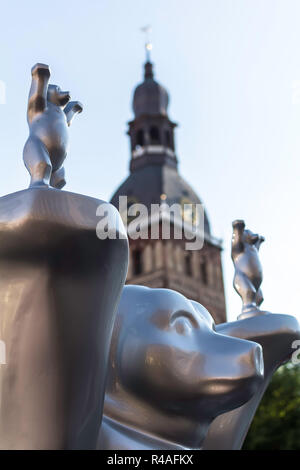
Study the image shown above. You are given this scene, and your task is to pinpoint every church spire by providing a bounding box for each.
[141,25,153,63]
[144,61,154,80]
[127,44,178,172]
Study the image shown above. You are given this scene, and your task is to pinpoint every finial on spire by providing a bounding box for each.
[141,25,152,62]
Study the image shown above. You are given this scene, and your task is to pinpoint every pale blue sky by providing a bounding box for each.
[0,0,299,321]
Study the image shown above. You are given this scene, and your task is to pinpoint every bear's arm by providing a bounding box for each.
[64,101,83,127]
[27,63,50,122]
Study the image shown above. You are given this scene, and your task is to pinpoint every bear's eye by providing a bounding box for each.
[171,310,198,329]
[173,317,193,335]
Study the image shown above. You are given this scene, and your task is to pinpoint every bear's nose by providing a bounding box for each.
[249,343,264,377]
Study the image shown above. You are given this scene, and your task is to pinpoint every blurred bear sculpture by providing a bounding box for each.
[98,285,264,450]
[0,63,129,449]
[203,221,300,449]
[232,219,265,318]
[23,63,83,189]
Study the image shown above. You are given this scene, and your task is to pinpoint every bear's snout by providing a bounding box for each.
[250,342,264,377]
[236,339,264,382]
[198,334,264,408]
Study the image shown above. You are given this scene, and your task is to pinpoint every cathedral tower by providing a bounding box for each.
[110,57,226,323]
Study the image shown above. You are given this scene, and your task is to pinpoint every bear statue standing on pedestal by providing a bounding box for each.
[0,63,129,449]
[232,219,265,317]
[23,63,83,189]
[202,220,300,450]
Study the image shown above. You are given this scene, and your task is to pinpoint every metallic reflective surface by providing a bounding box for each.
[203,220,300,449]
[0,188,128,449]
[23,63,83,189]
[203,311,300,450]
[99,285,264,450]
[232,219,265,318]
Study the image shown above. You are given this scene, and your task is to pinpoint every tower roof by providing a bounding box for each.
[110,164,211,236]
[111,55,215,240]
[133,61,169,118]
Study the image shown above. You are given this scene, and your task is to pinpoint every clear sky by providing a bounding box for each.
[0,0,299,321]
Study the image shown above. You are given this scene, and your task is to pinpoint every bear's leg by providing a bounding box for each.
[233,272,257,312]
[50,166,66,190]
[255,288,264,307]
[23,136,52,188]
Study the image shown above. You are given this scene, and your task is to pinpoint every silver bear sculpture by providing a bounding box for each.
[23,63,83,189]
[98,285,264,450]
[232,219,265,318]
[202,220,300,449]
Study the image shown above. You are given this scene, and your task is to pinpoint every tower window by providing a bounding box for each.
[200,259,208,285]
[185,253,192,276]
[133,249,142,275]
[150,126,160,144]
[165,130,171,147]
[136,129,144,147]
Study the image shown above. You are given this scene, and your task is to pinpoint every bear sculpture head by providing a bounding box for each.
[102,285,264,449]
[47,84,71,107]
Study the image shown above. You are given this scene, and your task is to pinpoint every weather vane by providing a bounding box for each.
[141,25,152,61]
